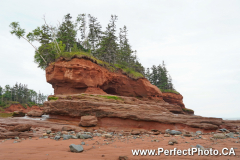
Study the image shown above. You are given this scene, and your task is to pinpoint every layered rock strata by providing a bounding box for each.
[43,94,229,130]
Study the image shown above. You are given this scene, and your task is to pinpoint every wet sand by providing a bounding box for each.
[1,133,240,160]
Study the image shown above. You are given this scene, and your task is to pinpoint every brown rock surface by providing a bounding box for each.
[46,58,162,99]
[162,92,185,109]
[79,116,98,127]
[8,124,31,132]
[43,94,228,130]
[2,104,43,113]
[27,110,43,117]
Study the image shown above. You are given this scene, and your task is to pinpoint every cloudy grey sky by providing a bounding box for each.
[0,0,240,119]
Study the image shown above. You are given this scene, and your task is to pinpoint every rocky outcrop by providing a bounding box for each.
[8,124,31,132]
[27,110,43,117]
[46,58,162,99]
[162,93,185,109]
[79,116,98,127]
[43,94,227,130]
[2,104,43,113]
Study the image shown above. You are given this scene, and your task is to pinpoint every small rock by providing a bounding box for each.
[131,130,140,135]
[43,136,48,139]
[71,136,78,139]
[102,134,112,138]
[219,128,227,132]
[63,134,72,140]
[183,134,192,137]
[169,130,182,135]
[69,144,84,153]
[196,144,205,150]
[168,141,174,145]
[168,138,178,145]
[213,133,226,139]
[81,142,85,145]
[196,131,202,135]
[164,134,170,137]
[54,136,61,140]
[119,156,128,160]
[226,132,234,138]
[165,129,171,134]
[46,130,51,134]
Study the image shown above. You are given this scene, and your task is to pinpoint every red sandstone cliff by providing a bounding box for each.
[162,92,185,109]
[46,58,162,99]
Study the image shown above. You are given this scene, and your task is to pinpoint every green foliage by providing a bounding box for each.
[10,14,177,89]
[114,64,144,79]
[0,113,13,118]
[48,96,59,101]
[160,89,180,94]
[57,13,77,52]
[182,108,194,113]
[9,22,25,39]
[0,83,47,108]
[98,95,123,101]
[146,61,177,91]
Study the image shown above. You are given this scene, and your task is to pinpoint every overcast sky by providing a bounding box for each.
[0,0,240,119]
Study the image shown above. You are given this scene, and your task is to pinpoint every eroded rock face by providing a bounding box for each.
[46,58,162,99]
[44,94,224,130]
[162,93,185,109]
[79,116,98,127]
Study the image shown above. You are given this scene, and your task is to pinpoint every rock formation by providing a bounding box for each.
[46,58,162,99]
[44,94,227,130]
[42,57,239,131]
[162,92,185,109]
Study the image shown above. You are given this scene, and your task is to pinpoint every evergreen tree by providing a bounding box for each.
[97,15,118,64]
[57,13,77,52]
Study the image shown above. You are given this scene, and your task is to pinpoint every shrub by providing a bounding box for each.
[48,96,59,101]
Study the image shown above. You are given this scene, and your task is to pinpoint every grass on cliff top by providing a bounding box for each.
[160,89,180,95]
[97,95,124,101]
[48,96,59,101]
[0,113,13,118]
[54,51,144,79]
[182,108,194,113]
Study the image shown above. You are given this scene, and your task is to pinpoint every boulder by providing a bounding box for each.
[79,116,98,127]
[62,126,75,131]
[8,124,31,132]
[12,111,25,117]
[69,144,84,153]
[27,110,43,117]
